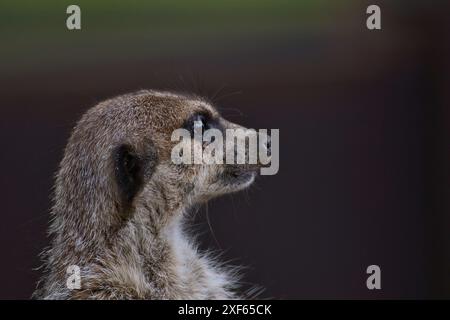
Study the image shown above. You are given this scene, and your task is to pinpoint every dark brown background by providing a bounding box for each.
[0,0,449,299]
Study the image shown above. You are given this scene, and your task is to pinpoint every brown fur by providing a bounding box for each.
[33,90,261,299]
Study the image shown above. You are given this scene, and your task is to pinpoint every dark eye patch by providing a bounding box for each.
[182,110,221,134]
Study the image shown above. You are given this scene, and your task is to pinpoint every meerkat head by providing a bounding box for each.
[55,90,266,240]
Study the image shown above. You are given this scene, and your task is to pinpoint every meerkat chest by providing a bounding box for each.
[157,227,235,299]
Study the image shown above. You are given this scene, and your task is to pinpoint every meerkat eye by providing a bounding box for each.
[184,112,211,134]
[193,116,204,130]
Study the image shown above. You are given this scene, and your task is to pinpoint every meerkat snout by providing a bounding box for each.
[33,90,265,300]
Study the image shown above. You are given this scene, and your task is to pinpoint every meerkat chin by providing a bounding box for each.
[33,90,268,300]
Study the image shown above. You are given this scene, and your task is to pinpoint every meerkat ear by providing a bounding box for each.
[114,144,143,207]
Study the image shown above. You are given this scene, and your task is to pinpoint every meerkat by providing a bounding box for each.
[33,90,268,299]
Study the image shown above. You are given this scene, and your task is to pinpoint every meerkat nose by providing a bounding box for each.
[264,133,272,157]
[259,132,271,158]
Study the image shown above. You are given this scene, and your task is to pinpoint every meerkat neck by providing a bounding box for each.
[116,209,238,299]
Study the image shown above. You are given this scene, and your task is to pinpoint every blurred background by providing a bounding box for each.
[0,0,449,299]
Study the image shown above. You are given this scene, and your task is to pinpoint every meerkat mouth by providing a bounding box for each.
[222,167,258,186]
